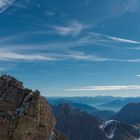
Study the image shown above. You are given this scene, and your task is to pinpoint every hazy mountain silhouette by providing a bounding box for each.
[114,103,140,125]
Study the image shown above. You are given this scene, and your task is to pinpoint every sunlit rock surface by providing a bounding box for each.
[0,75,67,140]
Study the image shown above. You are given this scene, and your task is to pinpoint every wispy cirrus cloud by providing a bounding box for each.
[1,31,139,49]
[124,59,140,62]
[0,51,58,61]
[50,51,109,62]
[50,20,90,36]
[2,50,140,63]
[1,31,140,63]
[121,0,140,14]
[0,0,15,13]
[89,32,140,44]
[0,50,109,62]
[68,85,140,91]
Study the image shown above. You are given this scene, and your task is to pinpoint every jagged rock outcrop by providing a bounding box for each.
[0,75,67,140]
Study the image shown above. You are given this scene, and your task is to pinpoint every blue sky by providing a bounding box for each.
[1,0,140,97]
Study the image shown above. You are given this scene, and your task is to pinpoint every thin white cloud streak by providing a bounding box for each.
[68,85,140,91]
[106,35,140,44]
[124,59,140,62]
[50,52,109,62]
[121,0,140,14]
[136,75,140,77]
[0,50,122,62]
[0,0,15,13]
[0,52,58,61]
[90,32,140,44]
[1,32,139,52]
[0,51,109,62]
[1,31,140,63]
[0,31,53,44]
[1,50,140,63]
[0,29,139,49]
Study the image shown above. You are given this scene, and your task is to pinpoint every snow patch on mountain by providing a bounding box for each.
[100,120,118,139]
[107,126,116,139]
[100,120,115,129]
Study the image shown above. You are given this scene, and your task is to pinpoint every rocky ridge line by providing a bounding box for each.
[0,74,67,140]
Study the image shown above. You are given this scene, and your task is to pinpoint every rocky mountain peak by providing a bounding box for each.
[0,74,67,140]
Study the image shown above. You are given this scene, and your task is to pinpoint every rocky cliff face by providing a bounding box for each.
[0,75,67,140]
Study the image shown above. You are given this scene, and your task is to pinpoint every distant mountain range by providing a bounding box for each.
[53,104,140,140]
[48,96,140,111]
[48,98,116,120]
[99,98,140,111]
[48,96,140,120]
[48,96,140,139]
[48,96,118,106]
